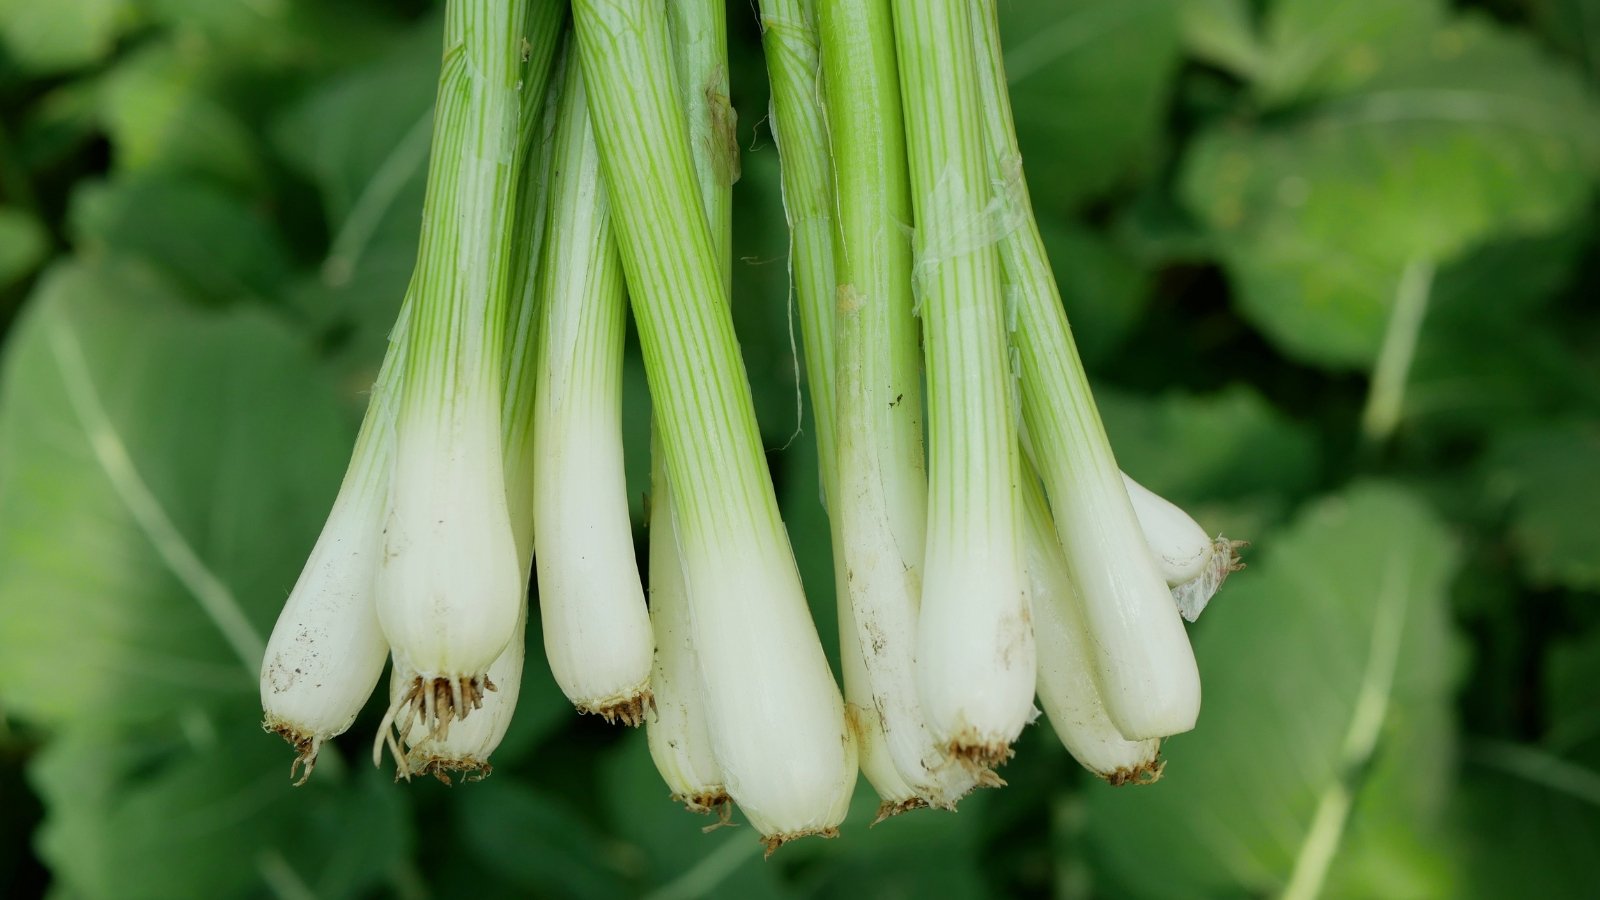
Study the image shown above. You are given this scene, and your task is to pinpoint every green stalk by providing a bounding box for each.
[376,0,531,729]
[968,0,1199,740]
[529,45,654,722]
[386,5,567,779]
[888,0,1034,766]
[502,1,572,564]
[572,0,853,845]
[756,0,906,808]
[667,0,738,288]
[644,0,738,815]
[815,0,972,808]
[763,0,925,813]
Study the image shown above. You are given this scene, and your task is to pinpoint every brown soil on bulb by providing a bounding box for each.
[1101,755,1166,787]
[411,756,493,786]
[761,826,840,859]
[948,737,1014,771]
[872,798,928,825]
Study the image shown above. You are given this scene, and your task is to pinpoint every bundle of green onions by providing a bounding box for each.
[259,0,1242,850]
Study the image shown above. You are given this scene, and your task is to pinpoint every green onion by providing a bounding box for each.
[890,0,1034,768]
[761,0,924,815]
[969,0,1200,740]
[530,42,654,724]
[384,3,566,781]
[644,0,736,817]
[375,0,531,738]
[1022,463,1163,785]
[572,0,854,846]
[815,0,981,808]
[259,301,404,784]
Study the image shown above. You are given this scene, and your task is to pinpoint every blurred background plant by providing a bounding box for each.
[1,0,1597,896]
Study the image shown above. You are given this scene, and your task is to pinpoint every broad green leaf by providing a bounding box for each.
[784,782,993,900]
[1181,0,1262,76]
[0,208,49,290]
[1038,222,1149,368]
[69,176,291,306]
[30,709,409,900]
[0,0,128,74]
[0,259,349,726]
[1485,421,1600,592]
[98,42,264,190]
[454,778,631,899]
[1183,14,1600,368]
[599,735,791,900]
[1546,627,1600,767]
[273,19,440,368]
[1452,747,1600,898]
[139,0,402,69]
[1087,484,1461,898]
[1097,383,1320,508]
[1532,0,1600,77]
[1255,0,1445,104]
[1405,229,1600,431]
[1001,0,1182,208]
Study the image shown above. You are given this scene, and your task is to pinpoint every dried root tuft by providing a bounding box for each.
[871,798,928,825]
[265,719,322,786]
[372,673,497,778]
[1102,754,1166,787]
[585,690,652,727]
[761,826,839,859]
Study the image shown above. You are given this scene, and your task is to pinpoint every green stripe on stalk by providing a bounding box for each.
[644,0,737,814]
[759,0,912,809]
[377,0,529,719]
[395,2,570,780]
[968,0,1199,740]
[817,0,982,807]
[572,0,853,844]
[502,0,571,565]
[889,0,1034,765]
[529,44,654,721]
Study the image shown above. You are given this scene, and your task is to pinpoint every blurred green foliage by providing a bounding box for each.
[1,0,1598,897]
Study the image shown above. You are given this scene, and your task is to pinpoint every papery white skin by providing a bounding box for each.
[1171,536,1243,623]
[531,63,653,720]
[1023,472,1162,783]
[572,0,855,844]
[836,571,926,814]
[683,535,857,840]
[644,479,729,812]
[915,527,1036,759]
[260,465,390,783]
[1123,473,1213,586]
[834,352,980,805]
[261,304,409,784]
[378,390,523,682]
